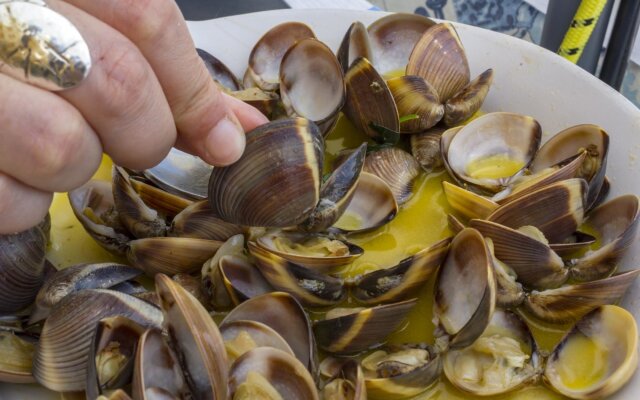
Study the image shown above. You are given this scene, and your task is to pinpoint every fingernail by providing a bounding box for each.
[205,117,246,166]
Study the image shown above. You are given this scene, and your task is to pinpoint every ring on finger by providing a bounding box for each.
[0,0,91,90]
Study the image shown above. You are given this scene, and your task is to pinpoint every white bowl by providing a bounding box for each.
[3,9,639,399]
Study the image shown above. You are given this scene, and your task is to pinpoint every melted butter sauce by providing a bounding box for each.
[466,155,525,180]
[35,117,586,400]
[553,335,609,391]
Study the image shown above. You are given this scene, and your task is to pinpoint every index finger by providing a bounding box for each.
[63,0,269,166]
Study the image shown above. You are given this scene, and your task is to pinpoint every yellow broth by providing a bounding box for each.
[40,115,592,400]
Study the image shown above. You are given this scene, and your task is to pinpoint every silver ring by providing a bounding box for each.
[0,0,91,91]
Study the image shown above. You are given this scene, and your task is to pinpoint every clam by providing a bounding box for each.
[301,143,367,232]
[231,87,282,119]
[367,13,435,75]
[132,328,186,400]
[322,359,366,400]
[197,48,242,91]
[410,128,445,173]
[29,262,142,324]
[443,309,539,396]
[155,274,228,400]
[33,290,163,392]
[208,118,323,227]
[387,75,444,132]
[280,38,345,135]
[470,219,568,289]
[343,57,399,140]
[443,112,542,193]
[68,180,131,256]
[544,305,638,399]
[86,316,145,399]
[128,176,193,219]
[246,22,316,91]
[218,254,274,305]
[0,225,46,313]
[486,239,525,308]
[171,273,208,306]
[433,228,496,349]
[531,124,609,209]
[0,331,36,383]
[169,200,243,241]
[524,269,640,323]
[443,181,499,221]
[255,231,363,272]
[487,178,588,243]
[313,299,417,354]
[569,195,640,281]
[98,389,133,400]
[112,166,167,239]
[447,214,466,234]
[443,68,494,126]
[248,241,346,307]
[353,238,451,305]
[360,344,441,400]
[143,147,212,200]
[221,320,294,363]
[407,22,469,102]
[364,147,421,205]
[221,292,317,376]
[228,347,319,400]
[127,237,222,276]
[333,172,398,234]
[337,21,373,73]
[201,234,249,309]
[549,230,597,258]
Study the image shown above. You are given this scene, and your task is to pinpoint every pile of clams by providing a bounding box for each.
[1,13,639,400]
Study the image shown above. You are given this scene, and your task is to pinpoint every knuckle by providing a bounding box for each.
[98,42,150,116]
[119,0,178,42]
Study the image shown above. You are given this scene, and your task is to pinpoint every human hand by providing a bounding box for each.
[0,0,269,234]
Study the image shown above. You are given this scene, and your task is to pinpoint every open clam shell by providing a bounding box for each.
[127,237,222,276]
[544,305,638,399]
[337,21,373,73]
[411,127,445,173]
[322,359,366,400]
[524,269,640,323]
[434,228,496,349]
[443,68,494,126]
[29,262,142,324]
[407,22,470,102]
[0,331,36,384]
[360,345,441,400]
[132,328,186,400]
[280,38,345,134]
[445,112,542,193]
[570,195,640,281]
[333,172,398,234]
[112,166,167,239]
[0,225,46,314]
[128,177,193,219]
[201,234,245,309]
[68,180,131,256]
[470,219,568,289]
[197,48,241,91]
[487,178,588,243]
[486,238,526,308]
[229,347,319,400]
[353,238,450,305]
[256,231,363,272]
[387,75,444,133]
[443,181,499,221]
[169,200,243,241]
[313,299,417,354]
[33,290,162,392]
[343,57,399,140]
[367,13,435,76]
[302,143,367,232]
[364,147,421,205]
[218,255,273,306]
[221,292,317,376]
[156,274,228,400]
[209,118,324,227]
[531,124,609,210]
[443,309,539,396]
[221,320,295,363]
[86,317,145,399]
[248,241,346,307]
[246,21,316,91]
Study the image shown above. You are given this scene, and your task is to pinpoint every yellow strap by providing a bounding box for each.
[558,0,609,63]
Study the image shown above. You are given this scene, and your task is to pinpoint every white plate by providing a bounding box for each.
[2,8,639,399]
